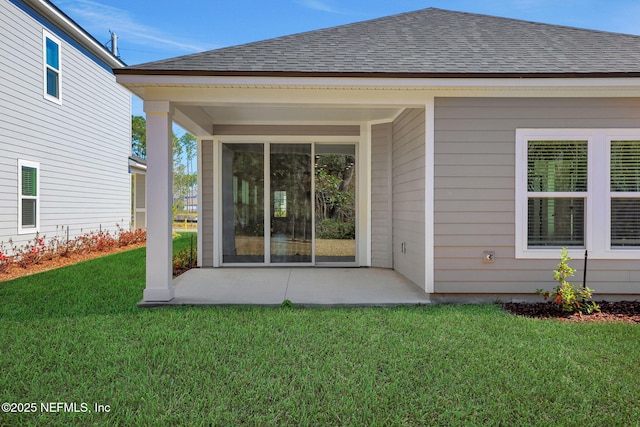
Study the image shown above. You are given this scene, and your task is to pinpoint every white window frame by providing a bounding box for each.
[516,128,640,260]
[18,159,41,235]
[42,29,62,104]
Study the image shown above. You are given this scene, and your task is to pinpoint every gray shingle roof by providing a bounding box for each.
[117,8,640,77]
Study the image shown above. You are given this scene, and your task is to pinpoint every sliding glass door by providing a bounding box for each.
[314,145,356,263]
[270,144,312,263]
[221,142,356,265]
[221,143,264,263]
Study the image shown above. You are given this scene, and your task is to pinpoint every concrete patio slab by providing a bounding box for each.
[285,268,430,306]
[139,267,430,307]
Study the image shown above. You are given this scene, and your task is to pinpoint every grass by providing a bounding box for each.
[0,232,639,425]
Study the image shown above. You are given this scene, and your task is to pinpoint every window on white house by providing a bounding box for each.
[43,30,61,103]
[18,160,40,234]
[516,129,640,259]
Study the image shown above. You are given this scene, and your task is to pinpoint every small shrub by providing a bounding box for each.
[280,299,295,308]
[116,225,146,247]
[173,245,197,276]
[48,233,76,258]
[536,248,600,314]
[0,242,11,274]
[1,226,147,273]
[14,235,47,269]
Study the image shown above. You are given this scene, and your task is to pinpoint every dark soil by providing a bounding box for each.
[502,301,640,323]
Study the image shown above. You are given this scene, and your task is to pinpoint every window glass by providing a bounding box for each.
[21,200,37,228]
[46,38,59,69]
[611,199,640,247]
[221,143,264,263]
[528,197,585,247]
[21,166,37,196]
[526,141,587,248]
[43,33,60,100]
[610,141,640,247]
[527,141,587,192]
[46,68,58,98]
[274,191,287,217]
[611,141,640,192]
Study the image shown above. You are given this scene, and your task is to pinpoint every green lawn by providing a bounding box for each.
[1,233,639,425]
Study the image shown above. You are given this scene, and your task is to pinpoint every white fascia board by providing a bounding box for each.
[26,0,125,69]
[115,74,640,89]
[127,84,640,110]
[117,76,640,104]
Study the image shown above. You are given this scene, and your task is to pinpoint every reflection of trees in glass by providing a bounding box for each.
[232,148,264,237]
[315,154,355,239]
[271,147,312,242]
[527,141,587,192]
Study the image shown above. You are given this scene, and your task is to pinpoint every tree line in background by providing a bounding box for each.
[131,115,197,214]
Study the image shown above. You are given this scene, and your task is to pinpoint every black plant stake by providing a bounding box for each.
[582,250,588,289]
[190,234,194,268]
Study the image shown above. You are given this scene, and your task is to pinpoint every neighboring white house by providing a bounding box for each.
[128,155,147,230]
[0,0,131,249]
[115,8,640,302]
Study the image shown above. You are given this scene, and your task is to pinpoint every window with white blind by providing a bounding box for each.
[527,140,587,247]
[18,160,40,234]
[610,140,640,247]
[516,129,640,259]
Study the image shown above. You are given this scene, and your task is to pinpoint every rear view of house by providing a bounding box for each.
[0,0,131,249]
[115,8,640,303]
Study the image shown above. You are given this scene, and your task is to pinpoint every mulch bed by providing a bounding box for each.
[502,301,640,323]
[0,242,146,282]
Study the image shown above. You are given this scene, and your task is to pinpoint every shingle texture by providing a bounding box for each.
[119,8,640,76]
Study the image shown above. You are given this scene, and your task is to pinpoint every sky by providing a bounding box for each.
[50,0,640,119]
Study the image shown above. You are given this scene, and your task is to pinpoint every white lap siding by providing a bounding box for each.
[0,0,131,249]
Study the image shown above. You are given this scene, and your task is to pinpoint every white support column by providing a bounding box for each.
[143,100,174,302]
[424,97,435,294]
[196,138,203,268]
[360,123,372,267]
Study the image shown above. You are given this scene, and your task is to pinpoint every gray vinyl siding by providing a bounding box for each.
[392,109,425,287]
[370,123,393,268]
[434,97,640,294]
[201,140,214,267]
[0,0,131,249]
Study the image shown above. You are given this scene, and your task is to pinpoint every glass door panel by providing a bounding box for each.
[221,143,265,263]
[270,144,312,263]
[314,145,356,263]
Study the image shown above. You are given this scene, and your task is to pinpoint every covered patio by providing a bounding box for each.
[139,267,431,307]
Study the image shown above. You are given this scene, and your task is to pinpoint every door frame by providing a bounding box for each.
[213,136,367,267]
